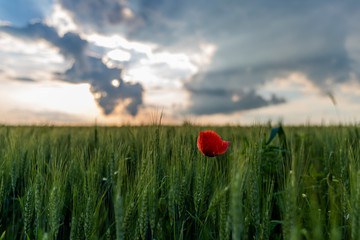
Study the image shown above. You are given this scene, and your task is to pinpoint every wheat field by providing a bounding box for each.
[0,125,359,239]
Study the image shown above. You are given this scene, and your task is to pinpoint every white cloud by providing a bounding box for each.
[86,33,155,55]
[86,33,213,77]
[106,48,131,62]
[0,32,66,79]
[45,3,78,36]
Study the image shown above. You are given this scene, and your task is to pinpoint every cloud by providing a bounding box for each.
[52,0,359,116]
[58,56,143,115]
[0,22,87,62]
[2,0,360,120]
[185,87,285,115]
[57,0,137,33]
[0,22,144,116]
[5,108,85,124]
[182,1,355,115]
[12,76,36,82]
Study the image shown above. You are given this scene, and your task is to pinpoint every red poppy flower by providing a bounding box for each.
[197,130,230,157]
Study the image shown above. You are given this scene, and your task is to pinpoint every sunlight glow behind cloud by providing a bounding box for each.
[7,81,96,114]
[87,33,155,55]
[106,49,131,62]
[46,4,78,36]
[111,79,120,88]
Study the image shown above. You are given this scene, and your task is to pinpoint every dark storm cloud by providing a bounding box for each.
[185,87,285,115]
[0,22,143,116]
[0,22,88,64]
[53,0,360,115]
[58,56,143,115]
[57,0,139,32]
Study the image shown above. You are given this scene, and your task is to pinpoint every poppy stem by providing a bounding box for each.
[201,158,210,210]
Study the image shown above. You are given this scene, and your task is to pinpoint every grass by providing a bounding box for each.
[0,124,359,239]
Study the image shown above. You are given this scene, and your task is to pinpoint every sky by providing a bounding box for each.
[1,0,360,125]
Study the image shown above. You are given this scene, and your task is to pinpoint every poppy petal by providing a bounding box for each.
[197,130,230,157]
[216,141,230,155]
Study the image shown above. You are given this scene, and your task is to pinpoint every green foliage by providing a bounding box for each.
[0,125,359,239]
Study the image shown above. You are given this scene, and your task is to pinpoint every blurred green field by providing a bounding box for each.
[0,125,360,239]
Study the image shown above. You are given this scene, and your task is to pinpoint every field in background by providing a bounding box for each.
[0,125,360,239]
